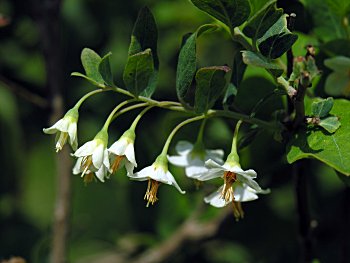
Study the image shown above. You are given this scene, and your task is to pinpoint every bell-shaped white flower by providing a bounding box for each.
[43,108,79,152]
[108,129,137,176]
[72,129,110,183]
[128,155,185,207]
[168,141,224,179]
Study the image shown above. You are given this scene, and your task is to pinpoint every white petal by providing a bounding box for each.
[185,165,208,178]
[103,149,110,171]
[204,187,231,208]
[206,149,224,164]
[167,155,189,167]
[91,144,105,169]
[124,143,137,167]
[72,158,83,174]
[237,169,257,178]
[73,140,97,157]
[95,165,107,182]
[68,122,78,150]
[236,173,262,192]
[196,168,223,181]
[205,159,224,169]
[150,166,171,183]
[128,166,154,181]
[43,118,68,134]
[165,171,185,194]
[234,184,259,202]
[175,141,193,155]
[108,138,128,155]
[125,161,136,176]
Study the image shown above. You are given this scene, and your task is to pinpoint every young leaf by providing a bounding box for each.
[98,52,114,86]
[127,6,158,97]
[176,24,218,108]
[287,99,350,176]
[190,0,250,29]
[256,15,298,59]
[311,97,334,118]
[243,2,283,41]
[242,51,282,70]
[123,49,154,96]
[194,66,230,113]
[81,48,104,85]
[318,116,341,133]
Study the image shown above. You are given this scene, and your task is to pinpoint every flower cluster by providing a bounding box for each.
[44,103,269,219]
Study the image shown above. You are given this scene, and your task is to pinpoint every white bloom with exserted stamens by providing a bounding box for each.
[168,141,224,179]
[72,129,110,183]
[108,129,137,176]
[43,108,79,152]
[128,155,185,207]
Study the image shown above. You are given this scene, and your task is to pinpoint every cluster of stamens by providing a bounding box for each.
[111,155,125,174]
[144,179,160,207]
[81,156,94,184]
[220,171,237,202]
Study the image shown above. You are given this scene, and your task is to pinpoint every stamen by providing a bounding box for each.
[55,132,68,152]
[144,179,160,207]
[111,155,125,174]
[232,201,244,221]
[83,172,94,185]
[81,156,93,177]
[220,171,237,202]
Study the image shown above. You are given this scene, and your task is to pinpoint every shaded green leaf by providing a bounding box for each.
[325,71,350,97]
[71,72,102,87]
[243,2,283,41]
[242,51,282,70]
[176,24,218,108]
[318,116,341,133]
[123,49,154,96]
[287,99,350,176]
[81,48,104,84]
[324,56,350,73]
[248,0,276,15]
[194,66,230,113]
[98,52,113,86]
[311,97,334,118]
[128,6,158,97]
[190,0,250,29]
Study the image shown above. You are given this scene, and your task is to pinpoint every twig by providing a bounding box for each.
[0,75,48,108]
[130,206,231,263]
[294,161,314,262]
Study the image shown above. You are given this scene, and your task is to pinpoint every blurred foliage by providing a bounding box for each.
[0,0,349,262]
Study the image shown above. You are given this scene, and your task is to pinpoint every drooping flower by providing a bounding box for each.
[72,129,110,183]
[43,108,79,152]
[128,155,185,207]
[197,158,269,220]
[168,141,224,179]
[108,129,137,176]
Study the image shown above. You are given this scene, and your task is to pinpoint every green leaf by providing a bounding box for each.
[71,72,102,87]
[98,52,114,86]
[194,66,230,113]
[242,51,282,70]
[287,99,350,176]
[257,15,298,59]
[325,72,350,97]
[81,48,104,85]
[190,0,251,29]
[128,6,158,97]
[248,0,276,15]
[123,49,154,96]
[324,56,350,73]
[176,24,218,108]
[243,2,283,41]
[318,116,341,133]
[311,97,334,118]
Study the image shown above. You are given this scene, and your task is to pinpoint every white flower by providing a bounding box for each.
[43,108,79,152]
[72,130,110,183]
[168,141,224,179]
[128,155,185,207]
[198,159,269,220]
[108,129,137,176]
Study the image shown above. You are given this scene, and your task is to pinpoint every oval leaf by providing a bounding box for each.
[81,48,104,85]
[318,116,341,133]
[98,52,114,86]
[190,0,250,29]
[242,51,282,70]
[287,99,350,176]
[123,49,154,96]
[195,66,230,113]
[311,97,334,118]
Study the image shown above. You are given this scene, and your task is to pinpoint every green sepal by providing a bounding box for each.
[94,129,109,146]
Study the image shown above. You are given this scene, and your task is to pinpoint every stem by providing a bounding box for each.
[294,160,314,262]
[102,99,136,130]
[293,77,309,129]
[231,120,242,154]
[130,106,154,131]
[195,119,207,145]
[74,88,109,109]
[161,115,206,156]
[111,103,149,122]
